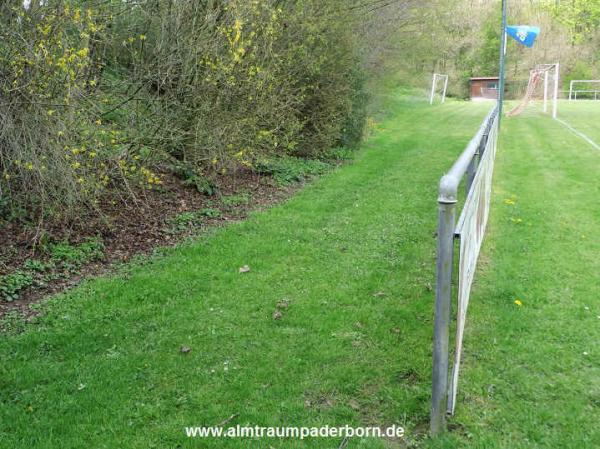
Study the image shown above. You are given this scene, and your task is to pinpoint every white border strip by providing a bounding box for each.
[555,118,600,151]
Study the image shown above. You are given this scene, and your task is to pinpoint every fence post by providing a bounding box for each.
[431,180,457,436]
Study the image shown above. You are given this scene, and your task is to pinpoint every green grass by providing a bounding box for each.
[0,95,489,448]
[556,100,600,144]
[1,94,598,448]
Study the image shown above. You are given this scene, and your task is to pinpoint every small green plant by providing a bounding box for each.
[0,271,34,301]
[167,212,202,233]
[23,259,54,273]
[322,147,355,161]
[194,178,218,196]
[254,157,332,185]
[171,164,217,195]
[167,208,221,233]
[221,193,250,207]
[199,208,221,218]
[48,238,105,269]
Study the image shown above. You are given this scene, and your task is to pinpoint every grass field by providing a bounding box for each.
[555,100,600,146]
[1,94,599,448]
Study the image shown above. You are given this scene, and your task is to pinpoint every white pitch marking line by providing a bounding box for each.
[555,118,600,151]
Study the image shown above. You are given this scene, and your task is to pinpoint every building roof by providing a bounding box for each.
[470,77,499,81]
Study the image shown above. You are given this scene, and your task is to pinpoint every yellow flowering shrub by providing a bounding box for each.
[0,0,367,223]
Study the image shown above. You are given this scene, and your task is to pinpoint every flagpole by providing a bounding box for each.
[498,0,508,123]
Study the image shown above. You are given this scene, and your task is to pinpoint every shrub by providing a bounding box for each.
[0,0,369,225]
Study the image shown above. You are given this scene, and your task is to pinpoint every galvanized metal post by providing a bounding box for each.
[497,0,508,123]
[431,187,457,436]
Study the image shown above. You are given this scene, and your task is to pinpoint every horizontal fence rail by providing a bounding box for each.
[430,104,499,435]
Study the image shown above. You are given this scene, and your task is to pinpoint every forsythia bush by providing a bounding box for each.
[0,0,367,223]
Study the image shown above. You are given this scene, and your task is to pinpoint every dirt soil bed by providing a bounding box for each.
[0,169,301,320]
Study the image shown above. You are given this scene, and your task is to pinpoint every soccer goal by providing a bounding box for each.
[431,104,499,435]
[430,73,449,105]
[569,80,600,101]
[507,63,559,118]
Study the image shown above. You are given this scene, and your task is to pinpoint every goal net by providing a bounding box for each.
[507,63,559,118]
[430,73,449,105]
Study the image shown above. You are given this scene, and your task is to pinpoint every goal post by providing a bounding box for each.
[430,74,449,105]
[569,80,600,101]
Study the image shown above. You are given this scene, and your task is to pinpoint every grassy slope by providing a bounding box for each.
[431,105,600,448]
[0,93,490,449]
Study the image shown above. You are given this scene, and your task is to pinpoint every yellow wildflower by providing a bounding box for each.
[514,299,523,307]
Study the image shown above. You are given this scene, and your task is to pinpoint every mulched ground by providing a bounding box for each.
[0,169,301,320]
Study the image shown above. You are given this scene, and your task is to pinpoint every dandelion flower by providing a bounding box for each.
[514,299,523,307]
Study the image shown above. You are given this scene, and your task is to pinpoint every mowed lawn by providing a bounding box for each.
[430,104,600,448]
[1,94,598,449]
[0,94,491,449]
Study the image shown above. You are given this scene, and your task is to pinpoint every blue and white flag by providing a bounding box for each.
[506,26,540,48]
